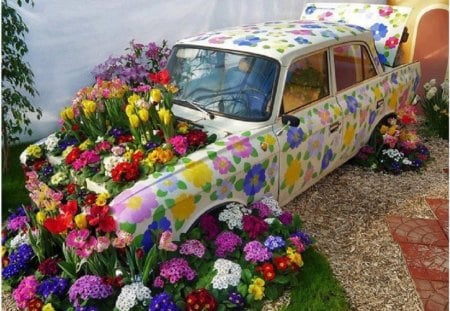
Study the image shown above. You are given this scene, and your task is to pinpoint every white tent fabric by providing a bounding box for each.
[13,0,386,141]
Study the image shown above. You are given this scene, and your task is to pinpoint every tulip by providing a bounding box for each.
[74,214,87,229]
[150,88,162,103]
[138,108,149,122]
[36,211,46,224]
[158,108,171,125]
[127,94,141,105]
[129,114,140,128]
[82,100,97,116]
[125,104,135,117]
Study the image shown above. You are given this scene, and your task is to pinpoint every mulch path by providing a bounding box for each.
[386,198,449,311]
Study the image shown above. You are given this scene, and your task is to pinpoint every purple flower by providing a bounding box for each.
[149,292,180,311]
[159,258,196,284]
[226,135,252,158]
[278,211,293,225]
[179,240,206,258]
[6,215,28,231]
[291,231,313,247]
[321,148,333,170]
[37,276,69,298]
[307,132,324,158]
[215,231,242,257]
[264,235,286,251]
[251,201,271,218]
[287,127,304,149]
[369,111,377,125]
[243,241,272,263]
[199,214,221,240]
[68,275,113,307]
[243,164,266,196]
[345,96,358,113]
[213,156,232,174]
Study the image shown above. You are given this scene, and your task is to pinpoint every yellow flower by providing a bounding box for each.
[129,114,140,128]
[379,125,389,135]
[123,150,133,161]
[82,100,97,116]
[177,122,190,134]
[74,214,87,229]
[147,149,159,163]
[343,124,355,146]
[171,193,196,221]
[36,211,47,224]
[138,108,149,122]
[158,108,171,125]
[387,125,397,136]
[128,94,141,106]
[25,144,42,158]
[264,134,276,146]
[253,277,265,287]
[150,88,162,102]
[284,158,301,187]
[42,303,56,311]
[165,83,179,94]
[182,160,213,188]
[333,105,341,117]
[62,146,73,158]
[388,89,398,110]
[79,138,93,151]
[248,284,265,300]
[2,246,7,257]
[373,86,382,101]
[125,104,135,117]
[95,192,110,206]
[60,107,75,121]
[287,249,304,267]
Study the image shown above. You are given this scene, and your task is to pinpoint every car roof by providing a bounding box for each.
[176,20,371,65]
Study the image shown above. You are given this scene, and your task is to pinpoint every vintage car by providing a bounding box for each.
[24,4,420,240]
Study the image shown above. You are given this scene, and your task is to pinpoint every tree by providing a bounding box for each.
[2,0,41,172]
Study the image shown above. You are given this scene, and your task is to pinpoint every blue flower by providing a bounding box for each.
[149,292,180,311]
[233,35,261,47]
[304,5,316,15]
[294,36,312,44]
[377,53,387,65]
[320,30,338,40]
[391,72,398,84]
[287,127,304,149]
[243,164,266,196]
[301,24,323,29]
[141,216,172,253]
[345,96,358,113]
[370,23,388,41]
[264,235,286,251]
[369,111,376,125]
[321,148,333,170]
[228,291,245,307]
[291,231,313,247]
[37,276,69,298]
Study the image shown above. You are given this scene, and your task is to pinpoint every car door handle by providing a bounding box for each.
[329,121,341,133]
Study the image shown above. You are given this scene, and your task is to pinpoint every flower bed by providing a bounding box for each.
[2,197,312,310]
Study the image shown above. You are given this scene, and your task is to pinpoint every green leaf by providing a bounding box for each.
[165,199,175,209]
[235,179,244,191]
[58,261,77,280]
[202,182,212,192]
[244,162,251,173]
[194,194,202,203]
[177,180,187,190]
[181,157,191,163]
[156,189,167,197]
[152,206,166,221]
[119,222,136,234]
[175,219,184,231]
[207,151,217,160]
[142,245,158,285]
[251,148,258,157]
[241,131,251,137]
[233,155,241,164]
[242,269,252,283]
[262,159,269,169]
[210,192,218,201]
[237,283,248,296]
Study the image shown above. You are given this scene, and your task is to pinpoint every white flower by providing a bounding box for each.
[426,86,438,100]
[115,282,151,311]
[402,158,412,165]
[433,104,440,111]
[430,79,436,86]
[95,136,105,143]
[212,259,242,289]
[103,155,126,176]
[10,233,30,250]
[218,202,251,230]
[423,82,431,91]
[44,134,59,152]
[50,171,67,186]
[260,196,283,217]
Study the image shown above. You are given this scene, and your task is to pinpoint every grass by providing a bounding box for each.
[1,144,351,310]
[2,143,30,220]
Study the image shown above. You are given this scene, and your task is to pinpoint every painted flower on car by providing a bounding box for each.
[244,164,266,196]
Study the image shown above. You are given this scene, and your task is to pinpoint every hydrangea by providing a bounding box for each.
[68,275,113,307]
[214,231,242,257]
[260,196,283,217]
[244,241,272,263]
[179,240,205,258]
[264,235,286,251]
[37,276,69,298]
[13,275,39,309]
[149,292,180,311]
[199,214,221,240]
[211,259,242,289]
[218,202,251,230]
[159,258,196,284]
[116,281,152,311]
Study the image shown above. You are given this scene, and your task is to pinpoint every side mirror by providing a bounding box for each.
[281,115,300,127]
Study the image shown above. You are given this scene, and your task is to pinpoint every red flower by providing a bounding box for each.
[28,298,43,311]
[132,150,144,164]
[186,288,217,311]
[65,147,81,165]
[148,69,171,85]
[186,129,208,147]
[38,257,61,276]
[67,183,77,195]
[242,215,269,239]
[135,248,145,259]
[86,204,116,233]
[117,134,134,144]
[43,213,73,234]
[111,162,140,182]
[273,256,290,271]
[85,193,98,205]
[33,159,46,171]
[102,275,123,288]
[257,263,276,281]
[72,124,80,131]
[61,200,78,215]
[2,255,9,268]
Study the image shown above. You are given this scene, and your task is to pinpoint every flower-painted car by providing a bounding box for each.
[21,4,420,242]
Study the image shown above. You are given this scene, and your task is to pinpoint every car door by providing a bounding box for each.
[331,42,384,167]
[276,49,344,207]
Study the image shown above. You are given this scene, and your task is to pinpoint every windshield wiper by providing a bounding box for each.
[174,99,215,120]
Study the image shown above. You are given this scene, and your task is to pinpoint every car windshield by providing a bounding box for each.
[167,46,278,121]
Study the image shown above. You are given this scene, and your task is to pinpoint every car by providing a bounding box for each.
[22,5,420,241]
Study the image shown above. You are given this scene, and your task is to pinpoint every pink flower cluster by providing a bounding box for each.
[66,229,97,258]
[243,241,272,263]
[169,135,188,155]
[7,216,28,231]
[289,236,306,253]
[199,214,221,240]
[251,201,272,218]
[72,150,101,171]
[214,231,242,257]
[242,215,269,239]
[159,258,196,284]
[179,239,206,258]
[13,275,39,309]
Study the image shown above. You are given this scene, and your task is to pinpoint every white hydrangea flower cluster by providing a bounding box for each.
[44,134,59,152]
[260,196,282,217]
[211,258,242,290]
[381,149,404,162]
[103,155,126,177]
[10,231,30,250]
[218,202,251,230]
[115,281,152,311]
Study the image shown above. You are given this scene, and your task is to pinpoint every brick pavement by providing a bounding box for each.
[386,198,449,311]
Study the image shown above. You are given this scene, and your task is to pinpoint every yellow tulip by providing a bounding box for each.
[82,100,96,116]
[128,94,141,106]
[138,108,149,122]
[36,211,46,224]
[125,104,135,117]
[96,192,110,206]
[150,88,162,103]
[65,107,75,120]
[129,114,140,128]
[74,214,87,229]
[43,303,56,311]
[79,139,93,151]
[158,108,171,125]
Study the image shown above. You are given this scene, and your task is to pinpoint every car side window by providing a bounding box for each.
[333,43,377,92]
[282,51,329,113]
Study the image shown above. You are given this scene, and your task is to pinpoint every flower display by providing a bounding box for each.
[421,78,449,139]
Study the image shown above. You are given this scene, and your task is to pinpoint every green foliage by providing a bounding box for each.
[421,79,449,140]
[2,0,41,171]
